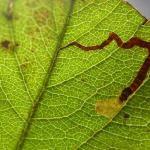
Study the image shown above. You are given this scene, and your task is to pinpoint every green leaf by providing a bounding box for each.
[0,0,150,149]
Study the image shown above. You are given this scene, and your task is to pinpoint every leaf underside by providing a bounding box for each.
[0,0,150,150]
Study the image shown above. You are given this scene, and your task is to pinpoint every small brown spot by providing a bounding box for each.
[20,63,28,70]
[80,78,86,82]
[123,112,130,124]
[30,49,36,53]
[15,43,19,47]
[123,113,130,119]
[20,59,30,70]
[1,40,19,52]
[1,40,10,49]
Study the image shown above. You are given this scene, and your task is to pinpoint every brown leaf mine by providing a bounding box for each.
[61,32,150,103]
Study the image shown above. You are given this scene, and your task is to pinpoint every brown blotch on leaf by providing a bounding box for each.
[96,99,123,119]
[33,8,50,25]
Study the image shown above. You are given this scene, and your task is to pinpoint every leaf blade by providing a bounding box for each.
[0,0,150,149]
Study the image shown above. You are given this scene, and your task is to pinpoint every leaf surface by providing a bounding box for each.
[0,0,150,149]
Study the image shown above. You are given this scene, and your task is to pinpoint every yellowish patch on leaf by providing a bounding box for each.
[96,99,123,118]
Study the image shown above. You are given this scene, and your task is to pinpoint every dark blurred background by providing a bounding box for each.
[127,0,150,20]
